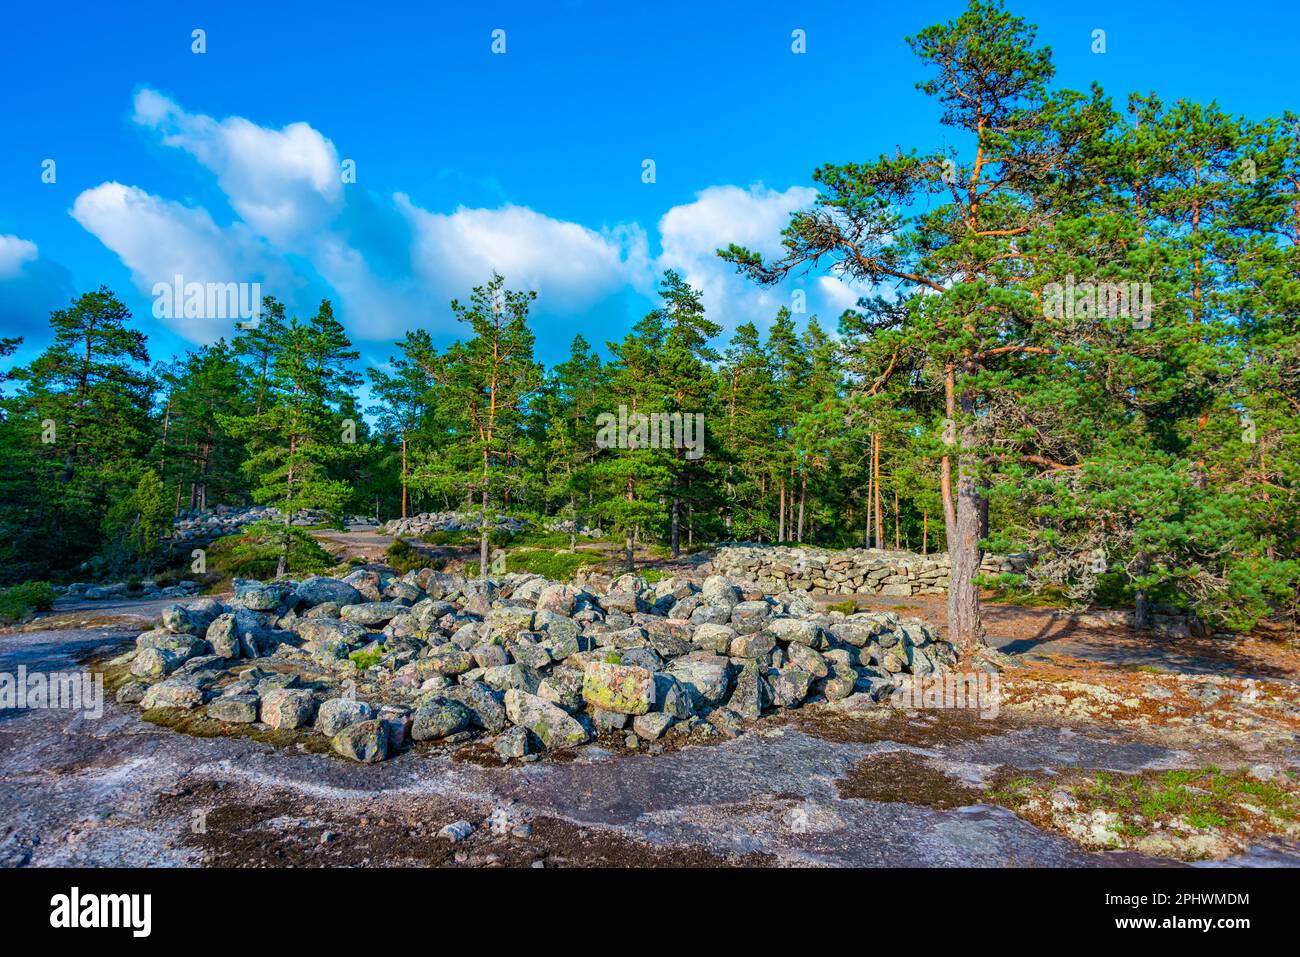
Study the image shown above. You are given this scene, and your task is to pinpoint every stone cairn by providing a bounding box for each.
[111,565,957,764]
[169,505,374,544]
[712,544,1031,597]
[542,518,602,538]
[383,511,528,538]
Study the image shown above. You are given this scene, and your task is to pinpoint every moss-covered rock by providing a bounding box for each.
[582,661,653,715]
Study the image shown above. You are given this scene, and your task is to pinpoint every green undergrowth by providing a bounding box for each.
[989,766,1299,854]
[0,581,56,623]
[466,548,605,581]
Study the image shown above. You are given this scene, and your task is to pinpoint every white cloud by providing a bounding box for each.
[817,275,865,314]
[310,234,430,340]
[133,88,342,245]
[70,182,286,343]
[656,183,819,332]
[73,92,859,349]
[397,196,650,312]
[0,234,39,280]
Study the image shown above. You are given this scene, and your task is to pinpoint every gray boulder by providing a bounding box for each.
[315,698,375,736]
[140,676,207,710]
[296,576,363,608]
[503,689,589,750]
[411,697,473,741]
[667,653,732,710]
[340,601,407,627]
[208,694,259,723]
[332,720,388,763]
[259,688,317,729]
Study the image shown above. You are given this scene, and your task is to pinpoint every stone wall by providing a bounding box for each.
[711,545,1030,597]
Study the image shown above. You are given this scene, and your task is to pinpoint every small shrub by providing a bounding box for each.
[0,581,57,623]
[205,524,333,584]
[385,538,429,574]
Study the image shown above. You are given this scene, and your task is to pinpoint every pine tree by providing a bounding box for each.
[539,335,603,548]
[722,0,1118,652]
[222,300,360,576]
[3,288,154,578]
[411,274,541,577]
[367,337,435,519]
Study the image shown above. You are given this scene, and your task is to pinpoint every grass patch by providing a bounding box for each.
[466,548,605,582]
[0,581,56,624]
[826,600,857,615]
[989,765,1300,858]
[507,528,574,549]
[981,583,1073,607]
[420,529,477,547]
[639,568,671,583]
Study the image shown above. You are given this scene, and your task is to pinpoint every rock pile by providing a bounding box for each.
[383,512,529,538]
[542,519,602,539]
[712,545,1030,597]
[169,505,343,542]
[64,580,202,601]
[113,565,956,763]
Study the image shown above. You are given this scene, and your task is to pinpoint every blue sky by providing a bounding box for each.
[1,0,1297,377]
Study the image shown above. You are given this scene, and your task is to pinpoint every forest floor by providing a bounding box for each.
[1,529,1296,868]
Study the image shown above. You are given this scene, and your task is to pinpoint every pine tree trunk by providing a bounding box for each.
[865,458,874,548]
[1133,551,1152,631]
[947,406,986,653]
[670,489,680,558]
[625,479,635,572]
[400,434,408,519]
[872,433,883,550]
[894,489,900,550]
[797,472,806,542]
[479,487,490,581]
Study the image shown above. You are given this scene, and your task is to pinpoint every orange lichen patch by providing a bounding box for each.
[17,612,155,632]
[996,653,1300,740]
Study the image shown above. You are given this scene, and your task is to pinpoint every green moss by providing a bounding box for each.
[140,705,331,753]
[348,644,386,670]
[826,600,857,615]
